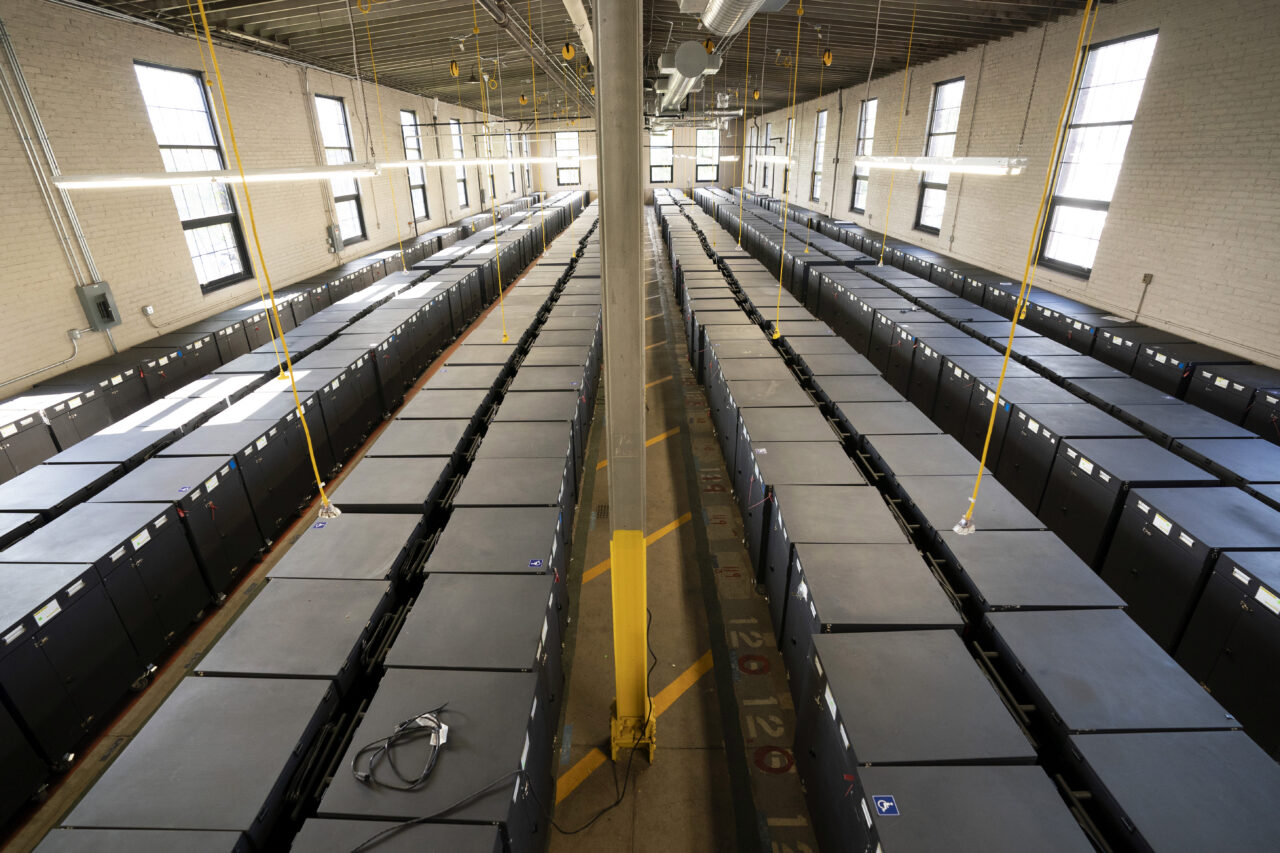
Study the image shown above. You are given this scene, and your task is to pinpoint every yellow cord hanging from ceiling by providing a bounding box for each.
[360,15,408,272]
[528,0,547,253]
[193,0,339,517]
[471,0,509,343]
[771,0,803,340]
[182,0,284,374]
[876,0,917,266]
[737,20,750,246]
[957,0,1100,533]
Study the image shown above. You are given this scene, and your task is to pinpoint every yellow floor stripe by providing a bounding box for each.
[555,650,715,804]
[645,374,673,390]
[645,339,667,350]
[595,427,682,470]
[581,511,693,583]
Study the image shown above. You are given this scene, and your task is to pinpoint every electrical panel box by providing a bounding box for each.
[326,224,341,253]
[75,282,122,331]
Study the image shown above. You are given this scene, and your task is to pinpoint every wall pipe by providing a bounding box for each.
[0,330,85,390]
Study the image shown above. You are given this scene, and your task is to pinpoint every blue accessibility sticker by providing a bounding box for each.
[872,795,899,816]
[313,521,328,529]
[177,486,190,493]
[529,558,544,568]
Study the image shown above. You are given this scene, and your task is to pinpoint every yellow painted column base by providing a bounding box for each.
[609,529,655,761]
[610,699,657,763]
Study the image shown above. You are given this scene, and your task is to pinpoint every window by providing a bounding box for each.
[914,78,965,233]
[696,128,719,182]
[523,134,533,190]
[314,95,366,244]
[505,133,518,193]
[810,110,828,201]
[1041,32,1157,277]
[851,98,877,213]
[762,122,773,188]
[782,117,795,194]
[134,63,250,292]
[399,109,429,221]
[649,129,673,183]
[747,124,757,185]
[449,118,469,207]
[555,131,580,185]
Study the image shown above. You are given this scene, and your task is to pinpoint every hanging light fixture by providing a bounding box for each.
[54,162,380,190]
[854,155,1028,176]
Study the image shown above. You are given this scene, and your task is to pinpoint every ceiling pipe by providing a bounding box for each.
[561,0,596,66]
[475,0,594,108]
[693,0,790,38]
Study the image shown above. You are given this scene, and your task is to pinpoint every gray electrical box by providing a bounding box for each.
[327,224,342,253]
[75,282,122,331]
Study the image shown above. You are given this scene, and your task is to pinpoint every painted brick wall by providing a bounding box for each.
[0,0,532,392]
[744,0,1280,368]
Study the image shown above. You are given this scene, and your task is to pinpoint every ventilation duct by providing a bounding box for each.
[656,40,722,114]
[696,0,790,38]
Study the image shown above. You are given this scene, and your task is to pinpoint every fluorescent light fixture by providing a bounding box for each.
[853,155,1027,176]
[755,153,794,165]
[54,162,379,189]
[380,156,563,169]
[719,155,740,162]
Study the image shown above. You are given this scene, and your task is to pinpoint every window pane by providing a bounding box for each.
[1043,203,1108,270]
[918,187,946,230]
[184,221,244,285]
[134,65,216,147]
[853,178,869,212]
[932,80,965,133]
[558,167,580,185]
[696,164,717,182]
[335,199,363,241]
[1072,34,1157,125]
[1055,124,1132,201]
[315,96,353,149]
[410,187,427,220]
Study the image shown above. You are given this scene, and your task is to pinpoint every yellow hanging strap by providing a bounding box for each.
[193,0,338,516]
[361,16,408,272]
[528,0,546,254]
[957,0,1099,533]
[472,0,509,343]
[737,21,750,247]
[876,0,917,266]
[771,0,803,340]
[181,0,284,374]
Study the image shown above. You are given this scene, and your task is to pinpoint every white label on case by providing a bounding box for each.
[1255,587,1280,615]
[0,425,15,438]
[1214,376,1230,388]
[34,600,62,626]
[1026,419,1039,433]
[839,724,850,750]
[1078,457,1095,475]
[825,685,838,720]
[131,529,151,549]
[68,397,82,409]
[205,475,219,492]
[1155,353,1168,364]
[159,356,170,365]
[1152,514,1173,535]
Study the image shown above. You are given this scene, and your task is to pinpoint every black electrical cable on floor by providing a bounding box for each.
[527,607,659,836]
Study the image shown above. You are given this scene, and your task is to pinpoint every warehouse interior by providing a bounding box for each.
[1,0,1279,850]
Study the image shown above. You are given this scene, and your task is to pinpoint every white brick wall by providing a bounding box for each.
[743,0,1280,368]
[0,0,533,392]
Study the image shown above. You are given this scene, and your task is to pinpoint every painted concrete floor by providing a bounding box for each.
[547,208,816,853]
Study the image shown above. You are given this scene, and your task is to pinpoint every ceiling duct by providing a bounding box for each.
[693,0,791,38]
[656,40,722,114]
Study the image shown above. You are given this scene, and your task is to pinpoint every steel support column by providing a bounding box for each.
[595,0,653,761]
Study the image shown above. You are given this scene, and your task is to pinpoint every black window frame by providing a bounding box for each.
[1037,30,1160,279]
[782,117,794,194]
[399,108,430,221]
[695,127,719,183]
[555,130,581,186]
[649,129,674,184]
[746,124,757,186]
[134,60,252,293]
[851,98,876,213]
[315,93,367,246]
[449,118,470,208]
[810,109,827,202]
[761,121,773,188]
[913,77,965,235]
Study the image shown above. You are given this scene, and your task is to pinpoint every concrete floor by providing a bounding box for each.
[548,209,816,853]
